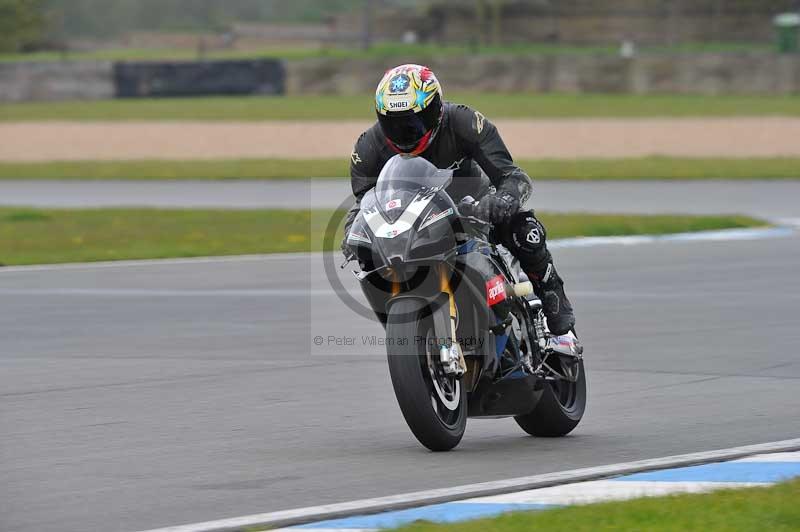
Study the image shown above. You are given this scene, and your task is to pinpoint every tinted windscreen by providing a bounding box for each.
[374,156,452,223]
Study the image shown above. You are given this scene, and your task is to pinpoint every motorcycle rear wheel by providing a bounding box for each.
[515,357,586,437]
[386,300,467,452]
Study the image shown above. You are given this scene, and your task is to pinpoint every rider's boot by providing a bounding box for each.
[527,262,575,336]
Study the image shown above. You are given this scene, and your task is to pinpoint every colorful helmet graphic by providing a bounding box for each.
[375,64,444,156]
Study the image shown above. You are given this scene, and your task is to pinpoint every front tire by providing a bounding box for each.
[386,300,467,451]
[515,358,586,437]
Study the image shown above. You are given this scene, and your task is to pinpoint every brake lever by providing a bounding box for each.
[464,215,490,225]
[458,198,490,225]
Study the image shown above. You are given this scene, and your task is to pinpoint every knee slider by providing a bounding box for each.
[501,211,547,258]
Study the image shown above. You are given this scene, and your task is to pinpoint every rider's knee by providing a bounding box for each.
[498,210,547,258]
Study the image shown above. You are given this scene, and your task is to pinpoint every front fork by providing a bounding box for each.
[438,264,466,376]
[386,265,465,377]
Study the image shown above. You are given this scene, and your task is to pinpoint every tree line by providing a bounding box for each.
[1,0,399,52]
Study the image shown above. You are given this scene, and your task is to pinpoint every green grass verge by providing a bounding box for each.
[0,159,351,180]
[1,157,798,181]
[0,208,329,265]
[3,93,800,122]
[394,478,800,532]
[0,44,621,63]
[0,208,764,266]
[526,157,800,181]
[0,42,771,64]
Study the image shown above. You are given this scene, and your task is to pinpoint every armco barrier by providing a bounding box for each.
[113,59,285,98]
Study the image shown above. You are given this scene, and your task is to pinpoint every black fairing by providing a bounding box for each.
[346,155,459,271]
[347,155,544,418]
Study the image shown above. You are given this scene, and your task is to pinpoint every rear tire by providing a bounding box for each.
[386,300,467,451]
[515,358,586,437]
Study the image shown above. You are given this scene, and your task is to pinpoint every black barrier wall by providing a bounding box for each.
[3,54,800,102]
[113,59,286,98]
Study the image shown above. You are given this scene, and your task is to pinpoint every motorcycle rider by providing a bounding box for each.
[343,64,575,335]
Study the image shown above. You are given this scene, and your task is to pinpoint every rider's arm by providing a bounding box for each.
[452,105,532,204]
[344,131,381,238]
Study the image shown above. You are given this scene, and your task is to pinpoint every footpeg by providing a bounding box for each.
[489,315,513,335]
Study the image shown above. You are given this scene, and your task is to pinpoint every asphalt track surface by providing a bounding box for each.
[2,179,800,531]
[2,226,800,531]
[2,180,800,221]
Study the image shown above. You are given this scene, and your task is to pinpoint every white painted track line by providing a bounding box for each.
[0,225,793,275]
[136,438,800,532]
[735,451,800,462]
[463,480,765,506]
[0,252,318,274]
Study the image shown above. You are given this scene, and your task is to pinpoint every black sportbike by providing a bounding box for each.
[345,155,586,451]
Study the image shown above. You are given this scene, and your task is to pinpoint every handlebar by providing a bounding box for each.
[458,197,490,226]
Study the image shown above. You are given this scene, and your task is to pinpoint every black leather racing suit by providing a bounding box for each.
[344,102,575,334]
[347,102,531,220]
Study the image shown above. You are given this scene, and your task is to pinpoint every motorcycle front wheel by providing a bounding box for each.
[386,299,467,452]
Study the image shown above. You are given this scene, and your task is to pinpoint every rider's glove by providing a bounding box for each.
[476,190,520,225]
[341,208,358,261]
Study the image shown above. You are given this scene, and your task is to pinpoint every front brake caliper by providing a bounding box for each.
[440,343,466,377]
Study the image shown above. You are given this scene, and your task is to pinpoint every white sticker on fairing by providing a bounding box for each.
[347,231,372,245]
[419,207,453,230]
[386,199,402,211]
[365,192,435,239]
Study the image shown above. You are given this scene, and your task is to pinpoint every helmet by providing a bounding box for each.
[375,64,444,156]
